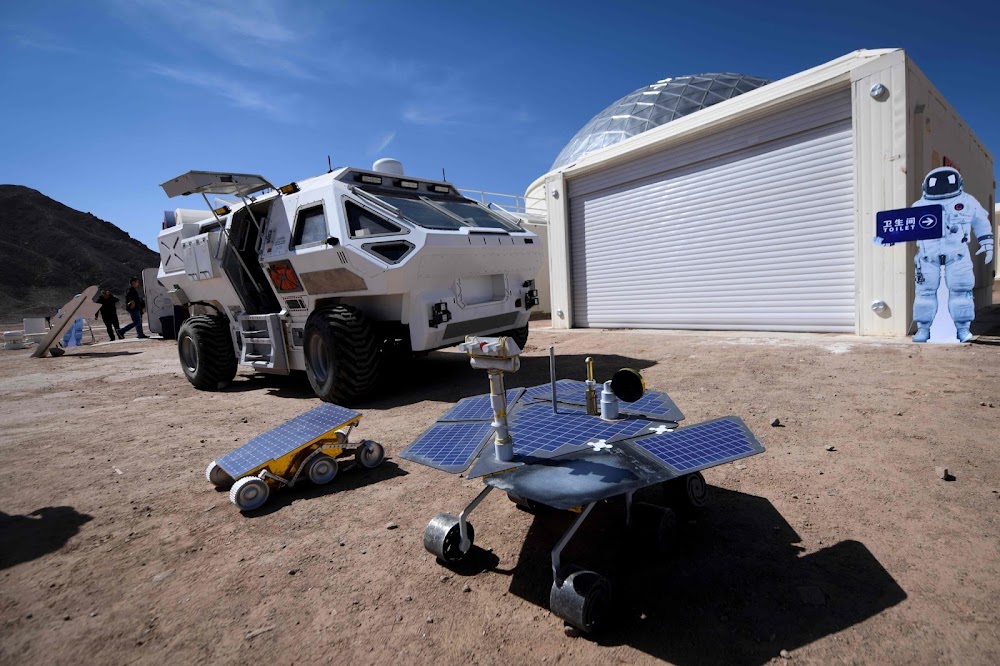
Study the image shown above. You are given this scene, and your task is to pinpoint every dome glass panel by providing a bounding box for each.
[551,73,771,170]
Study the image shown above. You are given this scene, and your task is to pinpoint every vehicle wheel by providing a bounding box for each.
[176,315,238,390]
[501,323,529,350]
[355,440,385,469]
[423,512,475,564]
[229,477,269,511]
[550,570,612,634]
[306,454,338,485]
[205,461,233,489]
[304,305,380,404]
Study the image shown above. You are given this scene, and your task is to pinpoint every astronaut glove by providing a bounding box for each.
[975,236,994,265]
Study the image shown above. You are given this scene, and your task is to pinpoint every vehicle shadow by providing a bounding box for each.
[498,487,905,664]
[220,373,316,399]
[360,350,657,410]
[0,507,93,570]
[66,351,143,358]
[239,460,408,518]
[217,351,657,409]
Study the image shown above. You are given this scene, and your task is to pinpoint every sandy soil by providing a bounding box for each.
[1,314,999,665]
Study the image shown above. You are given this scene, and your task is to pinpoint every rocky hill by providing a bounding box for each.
[0,185,159,320]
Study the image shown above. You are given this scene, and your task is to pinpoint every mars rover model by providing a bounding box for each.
[156,159,542,403]
[401,337,765,634]
[206,402,384,511]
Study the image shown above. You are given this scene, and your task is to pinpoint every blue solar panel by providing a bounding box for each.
[507,403,653,457]
[520,379,588,405]
[520,380,683,421]
[399,421,495,473]
[631,417,762,475]
[620,390,684,421]
[439,388,525,422]
[217,403,361,477]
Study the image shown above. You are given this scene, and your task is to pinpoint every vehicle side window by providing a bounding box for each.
[346,201,403,237]
[293,205,327,247]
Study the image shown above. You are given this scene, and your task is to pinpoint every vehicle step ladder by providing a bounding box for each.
[237,314,289,373]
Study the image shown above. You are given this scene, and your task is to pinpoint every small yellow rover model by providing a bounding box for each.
[206,402,384,511]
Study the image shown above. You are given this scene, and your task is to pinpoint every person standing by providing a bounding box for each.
[119,277,149,339]
[95,288,123,340]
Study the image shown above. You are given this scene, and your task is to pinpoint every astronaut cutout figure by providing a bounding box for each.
[911,167,993,343]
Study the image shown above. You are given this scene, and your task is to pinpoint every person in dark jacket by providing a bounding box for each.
[118,277,148,339]
[95,288,123,340]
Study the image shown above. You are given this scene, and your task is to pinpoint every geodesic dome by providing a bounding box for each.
[551,73,771,170]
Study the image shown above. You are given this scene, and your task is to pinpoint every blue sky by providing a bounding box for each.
[1,0,998,251]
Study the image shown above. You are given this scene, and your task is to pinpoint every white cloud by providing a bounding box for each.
[8,27,81,54]
[112,0,319,80]
[367,131,396,155]
[147,63,295,121]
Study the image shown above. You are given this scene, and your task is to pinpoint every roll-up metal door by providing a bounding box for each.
[568,89,855,332]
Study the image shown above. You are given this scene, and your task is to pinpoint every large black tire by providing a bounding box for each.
[501,323,529,350]
[176,315,238,390]
[303,305,380,404]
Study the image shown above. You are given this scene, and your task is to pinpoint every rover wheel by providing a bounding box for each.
[507,491,540,513]
[229,477,269,511]
[176,315,237,390]
[501,324,529,350]
[680,471,708,508]
[423,513,475,564]
[205,461,233,489]
[549,570,611,634]
[307,454,338,485]
[631,502,677,557]
[355,440,385,469]
[304,305,380,404]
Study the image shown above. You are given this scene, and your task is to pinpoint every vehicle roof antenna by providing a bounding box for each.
[327,155,333,173]
[441,167,446,182]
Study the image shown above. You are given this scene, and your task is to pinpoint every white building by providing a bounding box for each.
[527,49,995,336]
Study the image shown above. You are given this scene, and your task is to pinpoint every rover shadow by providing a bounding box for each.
[0,507,93,570]
[241,460,408,518]
[359,350,657,410]
[502,487,906,665]
[435,547,502,577]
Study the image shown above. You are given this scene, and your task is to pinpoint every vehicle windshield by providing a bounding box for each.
[435,200,522,232]
[374,194,521,232]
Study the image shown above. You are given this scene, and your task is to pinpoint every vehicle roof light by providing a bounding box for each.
[359,174,383,185]
[431,185,451,193]
[213,205,231,216]
[278,182,300,195]
[399,180,420,189]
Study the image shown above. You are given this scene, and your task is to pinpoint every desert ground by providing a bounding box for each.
[1,310,999,665]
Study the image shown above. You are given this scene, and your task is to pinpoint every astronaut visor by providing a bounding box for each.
[925,173,960,197]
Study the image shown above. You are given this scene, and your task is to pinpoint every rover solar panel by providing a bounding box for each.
[216,403,361,477]
[520,379,586,405]
[399,421,496,473]
[631,416,763,475]
[520,379,683,422]
[439,388,525,422]
[507,403,654,457]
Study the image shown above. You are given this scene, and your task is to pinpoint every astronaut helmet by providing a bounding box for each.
[921,167,963,200]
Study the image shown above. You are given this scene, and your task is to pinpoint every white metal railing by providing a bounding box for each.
[459,188,547,223]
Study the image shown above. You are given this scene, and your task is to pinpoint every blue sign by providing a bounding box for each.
[875,204,943,244]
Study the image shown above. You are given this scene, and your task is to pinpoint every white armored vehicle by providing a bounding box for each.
[157,159,542,403]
